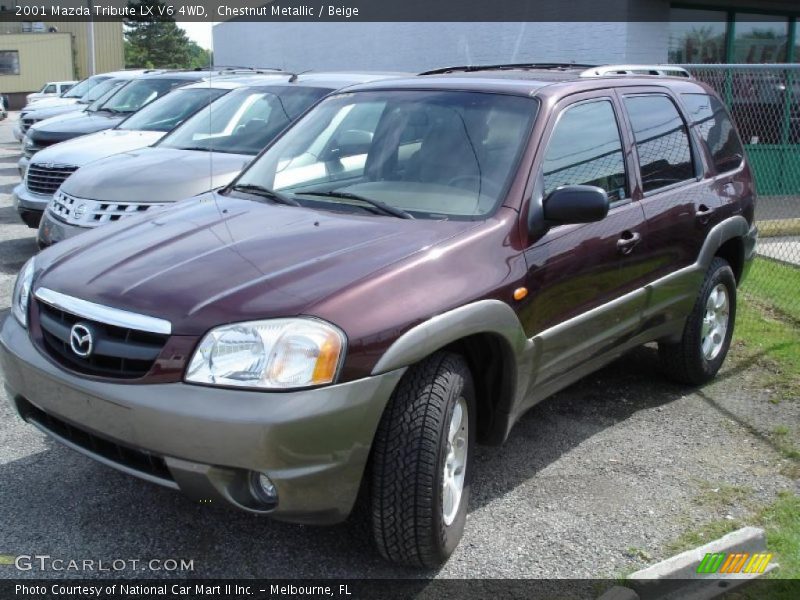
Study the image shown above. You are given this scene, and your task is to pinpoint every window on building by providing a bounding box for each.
[0,51,20,75]
[542,100,627,202]
[733,15,790,63]
[624,95,694,193]
[681,93,744,173]
[668,9,727,64]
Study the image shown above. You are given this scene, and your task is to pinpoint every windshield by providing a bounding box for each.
[64,76,108,99]
[158,85,330,155]
[235,90,537,219]
[118,87,228,132]
[97,77,191,115]
[83,78,125,105]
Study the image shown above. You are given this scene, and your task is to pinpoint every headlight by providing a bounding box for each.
[185,318,346,390]
[23,135,33,148]
[12,258,35,328]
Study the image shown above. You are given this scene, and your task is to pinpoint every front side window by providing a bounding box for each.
[236,90,537,220]
[542,99,627,202]
[624,95,694,193]
[118,87,228,132]
[681,93,744,174]
[98,78,188,115]
[159,86,330,156]
[43,84,57,94]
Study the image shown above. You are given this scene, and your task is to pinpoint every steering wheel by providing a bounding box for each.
[446,175,503,196]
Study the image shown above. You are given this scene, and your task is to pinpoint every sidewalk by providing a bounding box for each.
[758,236,800,266]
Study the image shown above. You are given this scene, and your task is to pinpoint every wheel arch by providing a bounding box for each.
[371,300,528,445]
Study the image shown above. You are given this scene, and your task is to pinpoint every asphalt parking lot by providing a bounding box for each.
[0,113,797,580]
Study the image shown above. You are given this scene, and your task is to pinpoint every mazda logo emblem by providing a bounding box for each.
[69,323,94,358]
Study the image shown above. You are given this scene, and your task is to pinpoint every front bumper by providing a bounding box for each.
[12,183,50,228]
[37,210,85,248]
[0,316,404,524]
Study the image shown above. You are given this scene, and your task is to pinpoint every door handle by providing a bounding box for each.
[617,231,641,254]
[696,204,715,222]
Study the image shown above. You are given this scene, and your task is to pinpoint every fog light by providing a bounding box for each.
[250,471,278,506]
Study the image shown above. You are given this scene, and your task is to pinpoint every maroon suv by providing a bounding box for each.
[1,64,757,567]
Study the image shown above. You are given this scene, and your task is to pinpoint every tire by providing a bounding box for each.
[369,351,475,568]
[659,257,737,385]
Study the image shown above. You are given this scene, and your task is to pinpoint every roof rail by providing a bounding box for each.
[419,63,597,76]
[580,65,691,78]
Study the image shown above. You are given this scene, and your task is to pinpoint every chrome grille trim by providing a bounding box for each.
[35,288,172,335]
[26,163,78,195]
[49,190,164,228]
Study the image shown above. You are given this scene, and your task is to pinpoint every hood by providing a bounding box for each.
[35,193,475,335]
[29,112,125,145]
[29,129,165,169]
[23,97,79,111]
[60,147,252,203]
[23,104,85,122]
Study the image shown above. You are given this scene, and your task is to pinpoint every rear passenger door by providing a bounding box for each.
[521,93,650,387]
[617,89,718,325]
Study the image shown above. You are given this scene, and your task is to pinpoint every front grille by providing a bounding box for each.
[49,190,163,228]
[26,163,78,195]
[21,117,35,133]
[37,301,168,379]
[17,397,173,483]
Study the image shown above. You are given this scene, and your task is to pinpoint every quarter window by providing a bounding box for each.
[681,93,744,173]
[624,95,695,193]
[542,100,627,202]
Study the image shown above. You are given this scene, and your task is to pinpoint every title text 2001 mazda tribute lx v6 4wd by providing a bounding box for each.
[1,64,757,567]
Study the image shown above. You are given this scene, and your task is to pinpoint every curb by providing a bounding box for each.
[599,527,777,600]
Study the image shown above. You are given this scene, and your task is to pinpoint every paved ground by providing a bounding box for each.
[0,113,797,580]
[756,196,800,222]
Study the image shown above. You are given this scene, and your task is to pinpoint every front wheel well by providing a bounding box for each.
[444,333,516,446]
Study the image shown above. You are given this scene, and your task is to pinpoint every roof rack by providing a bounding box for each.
[580,65,691,78]
[418,63,597,76]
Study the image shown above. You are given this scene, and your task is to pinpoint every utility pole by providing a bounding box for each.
[86,1,96,75]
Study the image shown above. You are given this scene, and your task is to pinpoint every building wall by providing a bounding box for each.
[213,21,674,72]
[50,22,125,79]
[0,33,73,93]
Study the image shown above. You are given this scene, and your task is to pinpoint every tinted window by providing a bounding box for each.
[542,100,627,202]
[63,76,109,99]
[681,93,744,173]
[624,95,694,193]
[100,78,191,114]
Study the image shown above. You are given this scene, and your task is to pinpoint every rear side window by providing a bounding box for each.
[542,99,627,202]
[681,93,744,174]
[624,95,694,193]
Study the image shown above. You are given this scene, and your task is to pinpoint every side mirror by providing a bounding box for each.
[542,185,609,225]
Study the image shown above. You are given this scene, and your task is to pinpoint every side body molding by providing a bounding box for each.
[371,299,530,375]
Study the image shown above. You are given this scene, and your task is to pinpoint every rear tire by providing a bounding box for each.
[659,257,736,385]
[369,351,475,568]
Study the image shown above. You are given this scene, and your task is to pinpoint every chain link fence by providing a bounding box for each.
[683,64,800,325]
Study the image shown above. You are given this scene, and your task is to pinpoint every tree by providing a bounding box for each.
[124,0,198,69]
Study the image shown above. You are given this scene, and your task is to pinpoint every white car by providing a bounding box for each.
[25,80,78,104]
[13,73,284,229]
[14,71,151,142]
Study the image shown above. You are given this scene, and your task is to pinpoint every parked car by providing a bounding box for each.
[25,80,78,105]
[37,73,402,246]
[15,74,285,231]
[1,64,757,568]
[14,71,153,144]
[13,72,212,227]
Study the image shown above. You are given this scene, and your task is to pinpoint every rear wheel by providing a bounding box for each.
[369,351,475,568]
[659,257,736,385]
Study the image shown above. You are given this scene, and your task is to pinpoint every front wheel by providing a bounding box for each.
[659,257,737,385]
[369,351,475,568]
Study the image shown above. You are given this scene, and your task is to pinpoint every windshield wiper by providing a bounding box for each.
[229,183,300,207]
[300,191,413,219]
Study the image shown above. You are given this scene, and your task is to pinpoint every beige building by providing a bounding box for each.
[0,19,124,108]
